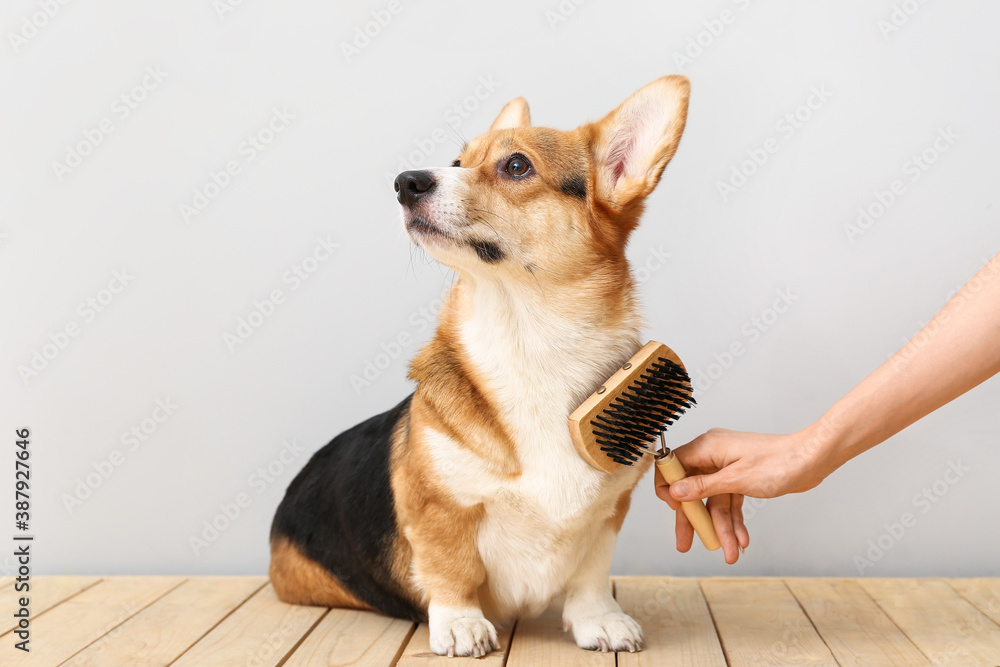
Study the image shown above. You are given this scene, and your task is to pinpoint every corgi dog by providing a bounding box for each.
[269,75,690,657]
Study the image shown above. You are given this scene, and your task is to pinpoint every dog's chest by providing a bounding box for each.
[474,408,642,615]
[443,291,643,613]
[501,404,613,515]
[425,408,621,519]
[476,442,631,616]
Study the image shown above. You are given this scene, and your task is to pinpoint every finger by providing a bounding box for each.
[731,494,750,550]
[654,467,682,511]
[674,503,694,553]
[669,469,739,503]
[706,495,739,564]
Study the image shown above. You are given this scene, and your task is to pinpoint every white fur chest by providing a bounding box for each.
[429,281,645,617]
[447,280,642,516]
[475,436,643,619]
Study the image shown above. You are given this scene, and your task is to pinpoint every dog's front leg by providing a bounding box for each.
[562,524,643,652]
[406,500,499,658]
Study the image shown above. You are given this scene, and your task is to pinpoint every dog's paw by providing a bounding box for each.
[428,605,500,658]
[566,610,643,653]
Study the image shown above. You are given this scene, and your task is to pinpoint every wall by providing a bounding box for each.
[1,0,998,578]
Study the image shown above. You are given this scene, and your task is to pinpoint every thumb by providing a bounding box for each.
[669,471,733,502]
[672,431,730,472]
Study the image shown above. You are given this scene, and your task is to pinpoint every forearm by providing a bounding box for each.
[813,252,1000,472]
[665,251,1000,509]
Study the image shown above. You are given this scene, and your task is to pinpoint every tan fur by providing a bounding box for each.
[393,432,487,608]
[269,538,371,608]
[489,96,531,131]
[607,491,633,533]
[406,283,521,478]
[387,287,524,609]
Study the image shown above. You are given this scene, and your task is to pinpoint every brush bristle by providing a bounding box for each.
[590,357,696,466]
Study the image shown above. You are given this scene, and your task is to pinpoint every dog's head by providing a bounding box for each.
[395,75,689,285]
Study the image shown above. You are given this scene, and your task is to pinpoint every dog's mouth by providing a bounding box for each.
[405,214,450,240]
[404,212,506,264]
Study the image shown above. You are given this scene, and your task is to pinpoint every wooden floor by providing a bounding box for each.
[4,577,1000,666]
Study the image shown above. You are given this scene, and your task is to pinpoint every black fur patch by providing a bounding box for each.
[451,159,460,167]
[473,240,505,263]
[270,395,423,622]
[559,175,586,200]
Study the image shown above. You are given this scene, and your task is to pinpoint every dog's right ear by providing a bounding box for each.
[490,97,531,131]
[590,75,690,212]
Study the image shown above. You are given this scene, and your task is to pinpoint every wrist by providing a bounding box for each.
[797,411,852,482]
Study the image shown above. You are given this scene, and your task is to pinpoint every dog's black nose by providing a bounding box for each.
[394,170,436,207]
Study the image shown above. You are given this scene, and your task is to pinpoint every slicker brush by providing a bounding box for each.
[569,341,721,551]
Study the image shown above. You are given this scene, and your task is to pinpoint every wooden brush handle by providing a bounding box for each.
[656,452,721,551]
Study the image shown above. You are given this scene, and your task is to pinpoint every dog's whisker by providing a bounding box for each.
[444,133,468,153]
[469,207,510,224]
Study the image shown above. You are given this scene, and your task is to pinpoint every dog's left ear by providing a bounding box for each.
[590,75,690,211]
[490,97,531,131]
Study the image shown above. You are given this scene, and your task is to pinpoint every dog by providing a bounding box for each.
[269,74,690,657]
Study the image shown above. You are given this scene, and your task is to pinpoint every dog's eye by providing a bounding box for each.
[505,154,530,177]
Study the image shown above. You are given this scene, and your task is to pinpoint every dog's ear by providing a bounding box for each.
[590,75,690,211]
[490,97,531,131]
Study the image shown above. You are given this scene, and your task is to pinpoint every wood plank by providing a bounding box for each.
[701,579,838,666]
[170,583,326,667]
[283,608,414,667]
[786,578,929,666]
[60,576,266,667]
[949,578,1000,626]
[615,576,726,667]
[861,578,1000,665]
[1,576,182,667]
[397,622,512,666]
[505,603,615,667]
[0,576,100,635]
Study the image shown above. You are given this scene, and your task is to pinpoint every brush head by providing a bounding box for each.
[568,341,695,473]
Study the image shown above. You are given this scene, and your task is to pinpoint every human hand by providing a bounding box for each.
[654,464,749,564]
[653,426,836,563]
[667,427,833,500]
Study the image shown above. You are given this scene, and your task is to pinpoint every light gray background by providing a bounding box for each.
[2,0,997,579]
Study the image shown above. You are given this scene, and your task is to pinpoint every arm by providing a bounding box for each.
[809,252,1000,476]
[657,251,1000,557]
